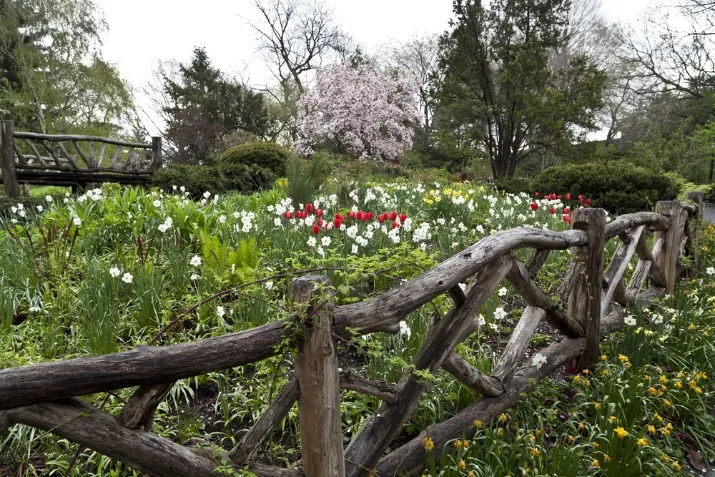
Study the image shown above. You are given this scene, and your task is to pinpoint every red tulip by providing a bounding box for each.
[348,210,357,219]
[306,203,314,213]
[389,211,398,221]
[317,218,323,226]
[535,192,540,197]
[579,194,584,203]
[586,198,592,204]
[316,208,324,217]
[399,213,407,223]
[563,207,570,214]
[335,213,345,222]
[333,218,342,229]
[565,193,571,201]
[530,202,538,211]
[378,213,387,223]
[284,211,293,220]
[392,221,400,229]
[584,203,590,208]
[357,211,365,221]
[550,207,556,215]
[556,194,561,200]
[367,212,374,221]
[562,214,572,224]
[312,225,320,234]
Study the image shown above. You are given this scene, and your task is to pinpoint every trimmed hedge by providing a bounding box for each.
[219,142,288,176]
[151,162,274,198]
[494,177,532,195]
[531,163,679,215]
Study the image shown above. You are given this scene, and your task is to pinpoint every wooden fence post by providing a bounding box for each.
[292,275,345,477]
[655,201,686,293]
[684,192,704,271]
[569,208,606,369]
[151,137,163,172]
[1,120,19,198]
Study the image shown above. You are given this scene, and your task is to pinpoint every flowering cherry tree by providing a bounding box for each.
[294,64,420,161]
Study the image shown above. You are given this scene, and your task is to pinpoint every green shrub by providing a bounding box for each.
[219,142,288,175]
[217,162,274,194]
[153,160,275,198]
[531,163,679,214]
[151,163,222,198]
[494,177,532,195]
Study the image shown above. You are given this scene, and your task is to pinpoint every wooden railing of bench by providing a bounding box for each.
[0,193,704,477]
[0,120,162,197]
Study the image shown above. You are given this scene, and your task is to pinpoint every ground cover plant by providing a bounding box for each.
[0,180,711,476]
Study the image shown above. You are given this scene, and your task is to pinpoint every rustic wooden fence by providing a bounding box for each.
[0,120,162,197]
[0,194,704,477]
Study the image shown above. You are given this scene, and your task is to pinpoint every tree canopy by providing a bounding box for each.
[159,47,272,164]
[436,0,606,178]
[0,0,133,135]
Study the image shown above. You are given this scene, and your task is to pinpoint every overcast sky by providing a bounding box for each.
[96,0,651,133]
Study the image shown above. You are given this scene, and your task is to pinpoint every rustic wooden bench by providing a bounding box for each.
[0,120,162,197]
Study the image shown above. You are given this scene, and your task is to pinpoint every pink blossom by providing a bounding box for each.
[294,64,420,161]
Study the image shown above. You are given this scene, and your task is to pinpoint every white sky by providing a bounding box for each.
[97,0,651,134]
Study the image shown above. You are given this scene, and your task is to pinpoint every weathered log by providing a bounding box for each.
[601,226,643,315]
[0,319,294,410]
[685,191,704,217]
[13,140,26,164]
[343,256,511,477]
[16,170,152,185]
[0,411,9,435]
[604,212,669,240]
[526,249,551,279]
[634,230,667,287]
[375,336,585,477]
[655,201,686,293]
[249,463,304,477]
[24,138,45,164]
[490,306,545,383]
[333,228,587,335]
[569,208,606,369]
[339,371,398,404]
[374,286,666,477]
[442,353,504,396]
[627,239,665,298]
[506,258,584,338]
[5,398,242,477]
[152,137,163,171]
[40,140,62,167]
[1,120,19,197]
[14,131,151,149]
[116,382,174,430]
[16,163,156,174]
[230,378,300,464]
[612,279,631,307]
[685,191,704,270]
[292,275,345,477]
[56,141,79,168]
[72,140,91,167]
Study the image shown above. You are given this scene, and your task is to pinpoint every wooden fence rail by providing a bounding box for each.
[0,120,161,197]
[0,193,704,477]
